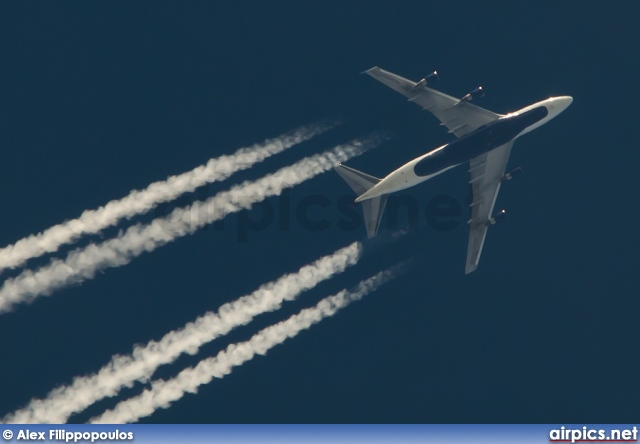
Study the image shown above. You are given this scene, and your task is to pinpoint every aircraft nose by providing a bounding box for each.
[545,96,573,118]
[553,96,573,113]
[553,96,573,115]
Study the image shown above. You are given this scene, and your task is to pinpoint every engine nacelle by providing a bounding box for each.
[461,86,484,102]
[425,71,439,83]
[486,209,507,226]
[501,167,523,182]
[412,71,439,90]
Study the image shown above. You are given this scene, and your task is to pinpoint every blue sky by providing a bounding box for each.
[0,2,638,423]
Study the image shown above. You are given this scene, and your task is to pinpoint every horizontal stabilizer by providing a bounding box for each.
[334,164,381,195]
[334,164,387,238]
[361,194,388,238]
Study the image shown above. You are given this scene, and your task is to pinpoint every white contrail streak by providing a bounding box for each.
[0,123,336,273]
[2,242,362,423]
[92,265,402,424]
[0,135,384,314]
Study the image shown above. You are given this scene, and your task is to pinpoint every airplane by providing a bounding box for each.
[335,66,572,274]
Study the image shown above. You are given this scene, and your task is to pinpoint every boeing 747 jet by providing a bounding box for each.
[336,66,572,274]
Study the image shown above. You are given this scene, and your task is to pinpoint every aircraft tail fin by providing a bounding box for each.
[334,164,388,238]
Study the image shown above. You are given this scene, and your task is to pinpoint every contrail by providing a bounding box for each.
[0,135,384,314]
[91,265,403,424]
[0,123,336,273]
[2,242,362,423]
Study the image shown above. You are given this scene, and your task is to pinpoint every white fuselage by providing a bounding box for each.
[355,96,572,202]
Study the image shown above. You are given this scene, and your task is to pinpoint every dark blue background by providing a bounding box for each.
[0,1,638,423]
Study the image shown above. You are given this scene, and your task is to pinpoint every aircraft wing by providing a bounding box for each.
[364,66,501,138]
[465,141,514,274]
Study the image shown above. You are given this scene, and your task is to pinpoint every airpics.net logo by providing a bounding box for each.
[549,426,638,443]
[152,191,468,242]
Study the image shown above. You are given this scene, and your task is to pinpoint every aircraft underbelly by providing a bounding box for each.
[376,158,458,196]
[413,107,548,178]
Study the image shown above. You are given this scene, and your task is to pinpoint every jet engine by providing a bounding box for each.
[412,71,439,90]
[461,87,484,102]
[486,209,507,226]
[424,71,439,83]
[501,167,523,182]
